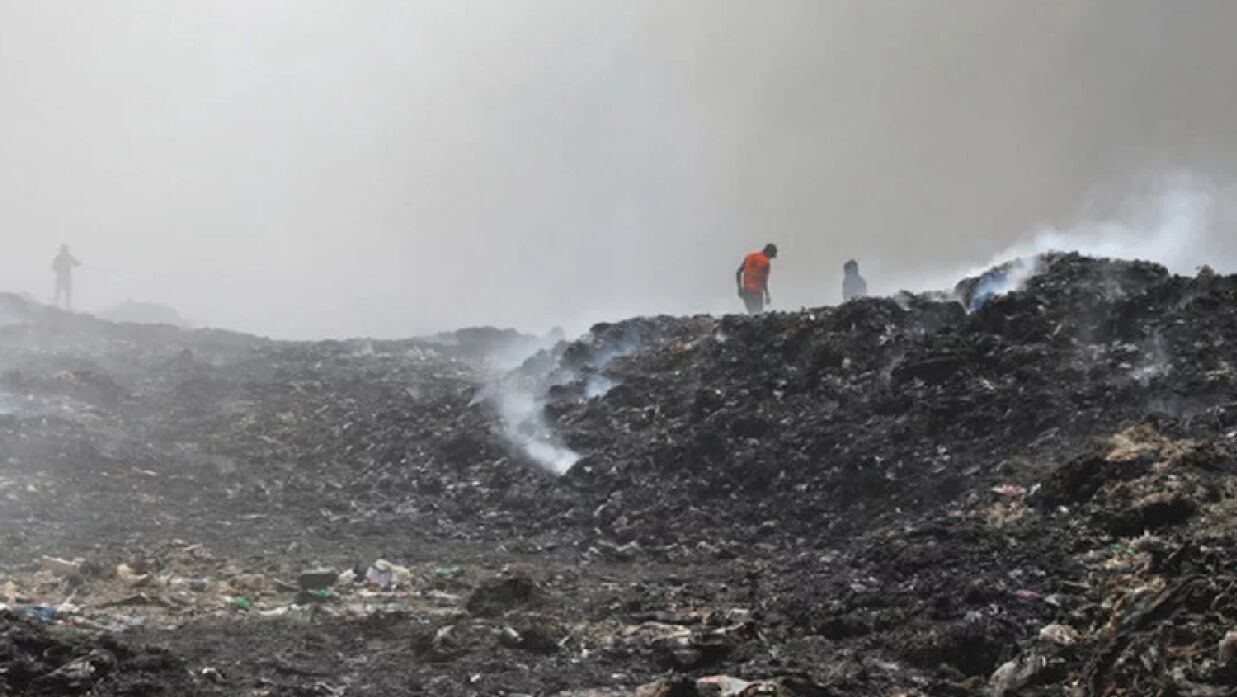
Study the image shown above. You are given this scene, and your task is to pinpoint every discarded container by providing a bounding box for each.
[365,566,392,591]
[365,560,411,591]
[298,569,339,591]
[230,596,252,611]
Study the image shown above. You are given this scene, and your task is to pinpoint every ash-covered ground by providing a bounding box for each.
[2,253,1237,696]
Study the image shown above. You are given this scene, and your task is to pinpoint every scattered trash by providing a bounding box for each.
[1038,623,1079,647]
[365,566,391,591]
[20,604,57,622]
[115,563,151,586]
[40,555,83,577]
[433,566,463,579]
[230,596,252,612]
[424,589,462,604]
[1219,629,1237,666]
[0,580,24,603]
[170,577,211,592]
[991,484,1028,497]
[298,569,340,591]
[696,675,752,697]
[990,651,1052,697]
[365,560,411,591]
[296,588,330,604]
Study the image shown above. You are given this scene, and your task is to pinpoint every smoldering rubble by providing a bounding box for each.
[1,253,1237,695]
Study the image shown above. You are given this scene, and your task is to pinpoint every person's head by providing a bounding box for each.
[762,243,778,259]
[844,259,859,274]
[59,243,69,253]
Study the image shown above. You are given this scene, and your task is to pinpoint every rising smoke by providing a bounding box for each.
[479,376,580,475]
[480,325,648,474]
[948,184,1221,305]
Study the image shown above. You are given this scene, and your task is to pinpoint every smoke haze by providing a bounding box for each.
[2,1,1236,338]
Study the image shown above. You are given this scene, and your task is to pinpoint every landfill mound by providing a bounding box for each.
[0,255,1235,695]
[496,252,1237,693]
[528,254,1235,546]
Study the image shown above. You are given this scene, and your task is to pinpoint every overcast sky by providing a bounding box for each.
[2,1,1236,339]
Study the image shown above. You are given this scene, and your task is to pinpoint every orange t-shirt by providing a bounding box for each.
[741,252,770,292]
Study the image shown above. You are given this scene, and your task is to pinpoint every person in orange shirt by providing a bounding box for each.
[735,243,777,315]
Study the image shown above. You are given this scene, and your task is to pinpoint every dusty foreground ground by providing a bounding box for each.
[3,254,1237,696]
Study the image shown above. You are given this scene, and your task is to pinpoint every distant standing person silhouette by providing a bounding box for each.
[52,244,80,309]
[842,259,867,302]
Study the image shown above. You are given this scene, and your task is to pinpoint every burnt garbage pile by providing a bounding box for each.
[491,253,1237,694]
[530,253,1237,545]
[0,609,192,697]
[225,340,570,541]
[0,295,572,554]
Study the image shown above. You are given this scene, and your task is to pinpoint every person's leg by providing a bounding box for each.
[65,277,72,310]
[743,290,764,315]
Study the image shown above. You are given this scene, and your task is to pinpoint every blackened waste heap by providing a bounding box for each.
[0,252,1235,696]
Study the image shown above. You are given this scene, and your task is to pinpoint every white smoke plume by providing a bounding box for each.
[949,184,1221,305]
[479,328,646,474]
[483,377,580,475]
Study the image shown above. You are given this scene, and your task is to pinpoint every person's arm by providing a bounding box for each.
[762,273,771,302]
[735,265,745,294]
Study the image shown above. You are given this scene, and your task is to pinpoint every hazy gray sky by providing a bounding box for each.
[3,1,1236,338]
